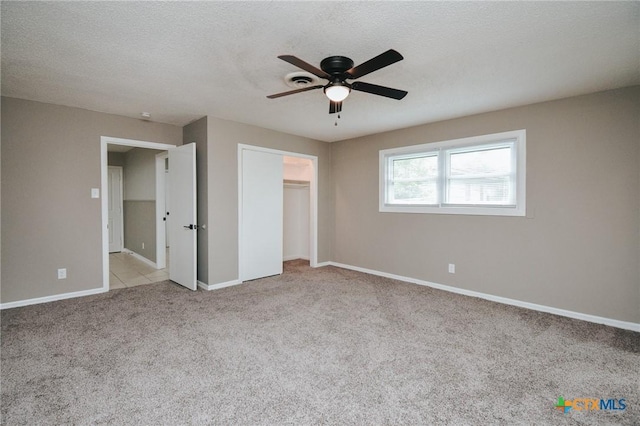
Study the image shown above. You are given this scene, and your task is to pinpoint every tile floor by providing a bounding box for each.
[109,250,170,290]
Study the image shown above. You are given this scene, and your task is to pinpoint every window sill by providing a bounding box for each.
[379,204,526,216]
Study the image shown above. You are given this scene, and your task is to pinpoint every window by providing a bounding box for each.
[380,130,526,216]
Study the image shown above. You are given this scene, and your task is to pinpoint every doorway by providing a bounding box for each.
[105,142,171,289]
[238,144,318,282]
[283,156,312,262]
[101,137,198,291]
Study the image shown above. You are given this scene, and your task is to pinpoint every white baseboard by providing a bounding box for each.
[326,262,640,332]
[122,249,158,269]
[313,261,332,268]
[198,279,243,291]
[0,287,108,310]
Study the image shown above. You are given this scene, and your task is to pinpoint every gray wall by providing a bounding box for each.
[207,116,333,285]
[183,117,209,284]
[122,148,164,263]
[107,152,125,166]
[332,86,640,323]
[123,200,157,262]
[123,148,162,200]
[1,97,182,303]
[4,89,636,325]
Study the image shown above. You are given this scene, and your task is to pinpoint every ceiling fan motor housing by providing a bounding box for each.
[320,56,355,76]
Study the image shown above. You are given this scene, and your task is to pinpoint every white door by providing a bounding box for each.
[168,143,197,290]
[108,166,123,253]
[241,149,283,281]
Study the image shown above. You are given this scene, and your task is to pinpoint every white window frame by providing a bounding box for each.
[379,129,526,216]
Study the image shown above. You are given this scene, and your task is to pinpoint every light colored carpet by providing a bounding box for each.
[1,260,638,425]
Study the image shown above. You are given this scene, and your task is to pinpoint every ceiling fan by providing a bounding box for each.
[267,49,408,114]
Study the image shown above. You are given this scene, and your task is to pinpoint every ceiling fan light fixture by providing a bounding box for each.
[324,83,350,102]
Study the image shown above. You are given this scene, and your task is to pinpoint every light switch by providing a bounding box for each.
[91,188,100,198]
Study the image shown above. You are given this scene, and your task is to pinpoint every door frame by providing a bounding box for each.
[100,136,177,291]
[237,144,319,282]
[107,166,124,253]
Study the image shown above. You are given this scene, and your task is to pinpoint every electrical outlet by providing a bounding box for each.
[57,268,67,279]
[448,264,455,274]
[142,242,145,249]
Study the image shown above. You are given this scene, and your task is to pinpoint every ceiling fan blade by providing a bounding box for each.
[345,49,404,79]
[329,100,343,114]
[351,81,408,100]
[266,85,323,99]
[278,55,331,79]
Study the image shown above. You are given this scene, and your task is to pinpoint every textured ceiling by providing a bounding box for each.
[2,2,639,142]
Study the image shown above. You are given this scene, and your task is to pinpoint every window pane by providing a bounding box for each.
[390,155,438,204]
[446,146,515,205]
[392,180,438,204]
[393,155,438,180]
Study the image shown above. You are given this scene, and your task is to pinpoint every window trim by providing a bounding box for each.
[379,129,526,216]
